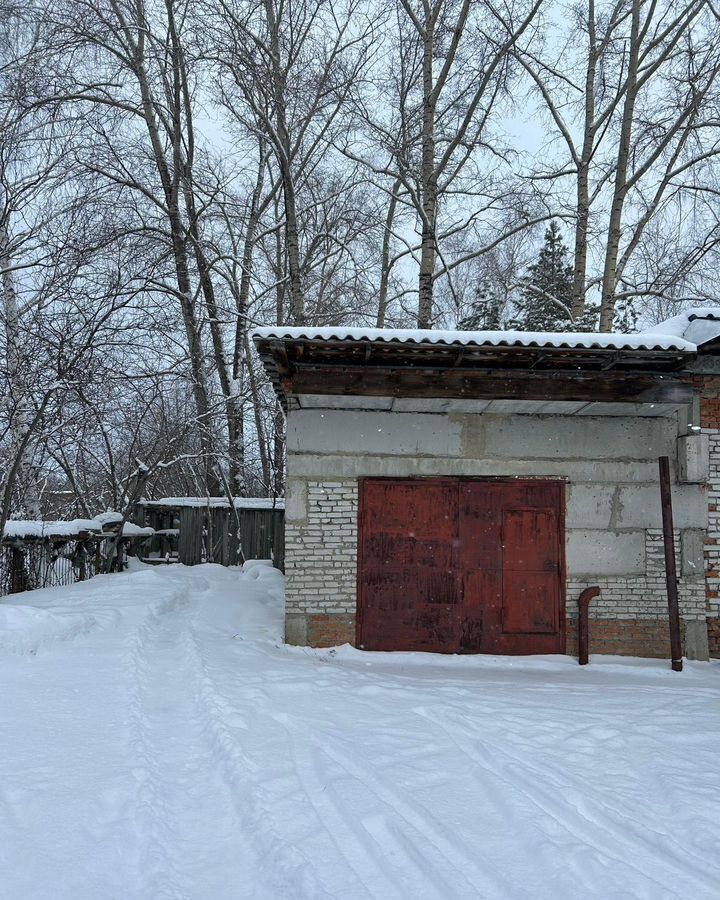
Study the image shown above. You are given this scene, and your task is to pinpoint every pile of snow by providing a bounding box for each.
[4,518,101,539]
[0,595,109,656]
[641,307,720,346]
[0,567,183,656]
[0,562,718,899]
[92,511,123,528]
[118,522,155,536]
[3,515,154,540]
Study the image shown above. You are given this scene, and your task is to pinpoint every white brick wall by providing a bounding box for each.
[285,480,358,615]
[285,479,707,625]
[704,429,720,620]
[568,530,706,621]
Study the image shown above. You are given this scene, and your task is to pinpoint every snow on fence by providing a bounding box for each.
[0,516,155,599]
[0,498,286,598]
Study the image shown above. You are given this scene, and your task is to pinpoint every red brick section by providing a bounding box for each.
[307,614,356,647]
[307,615,698,658]
[693,374,720,428]
[708,617,720,658]
[566,618,687,659]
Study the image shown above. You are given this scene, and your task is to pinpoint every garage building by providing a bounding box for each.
[254,312,720,660]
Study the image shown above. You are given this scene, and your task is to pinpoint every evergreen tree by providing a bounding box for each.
[458,280,502,330]
[511,221,576,332]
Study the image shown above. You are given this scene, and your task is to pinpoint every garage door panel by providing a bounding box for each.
[361,599,458,651]
[363,482,456,539]
[462,570,501,611]
[358,478,565,654]
[458,524,502,570]
[502,571,558,634]
[359,479,459,652]
[363,567,456,605]
[503,509,559,571]
[515,482,563,508]
[361,570,417,612]
[363,534,454,568]
[459,613,484,652]
[458,508,502,571]
[414,606,458,648]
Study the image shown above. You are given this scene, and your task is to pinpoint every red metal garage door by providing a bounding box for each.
[357,478,565,654]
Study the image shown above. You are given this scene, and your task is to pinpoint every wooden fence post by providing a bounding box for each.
[76,532,89,581]
[10,545,27,594]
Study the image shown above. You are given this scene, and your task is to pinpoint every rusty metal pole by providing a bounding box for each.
[659,456,683,672]
[577,586,601,665]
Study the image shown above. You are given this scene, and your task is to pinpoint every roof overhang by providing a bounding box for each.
[252,327,697,411]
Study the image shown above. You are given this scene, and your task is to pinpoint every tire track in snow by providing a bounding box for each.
[123,587,191,900]
[439,701,719,885]
[184,604,337,900]
[273,712,525,900]
[124,577,257,900]
[414,705,718,899]
[478,721,719,893]
[274,714,437,900]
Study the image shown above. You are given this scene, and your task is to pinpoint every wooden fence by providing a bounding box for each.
[0,532,147,599]
[137,500,285,570]
[0,501,286,599]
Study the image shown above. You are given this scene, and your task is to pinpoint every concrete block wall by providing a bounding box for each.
[284,402,712,657]
[567,530,707,658]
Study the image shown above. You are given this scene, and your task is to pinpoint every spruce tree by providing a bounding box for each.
[458,280,502,330]
[512,221,575,332]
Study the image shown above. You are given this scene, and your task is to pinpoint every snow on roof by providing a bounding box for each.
[3,515,154,540]
[252,325,696,353]
[138,496,284,510]
[4,519,101,539]
[641,307,720,346]
[93,511,123,527]
[120,522,155,537]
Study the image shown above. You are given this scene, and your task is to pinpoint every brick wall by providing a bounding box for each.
[307,614,355,647]
[285,480,358,621]
[285,478,709,657]
[704,431,720,651]
[566,618,687,658]
[567,529,705,657]
[699,377,720,656]
[697,375,720,429]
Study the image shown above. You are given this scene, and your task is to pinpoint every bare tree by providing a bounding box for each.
[205,0,377,326]
[519,0,720,329]
[0,2,78,522]
[45,0,248,490]
[345,0,543,327]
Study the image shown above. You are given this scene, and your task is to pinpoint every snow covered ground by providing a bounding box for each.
[1,563,719,900]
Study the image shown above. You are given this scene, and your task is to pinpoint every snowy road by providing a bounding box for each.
[1,563,719,900]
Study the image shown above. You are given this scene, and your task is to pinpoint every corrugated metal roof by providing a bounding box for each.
[252,325,696,353]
